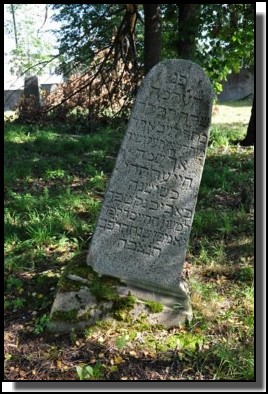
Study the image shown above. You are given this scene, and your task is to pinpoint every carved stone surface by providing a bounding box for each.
[87,59,212,296]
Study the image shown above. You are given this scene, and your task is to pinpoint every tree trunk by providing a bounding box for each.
[177,4,200,61]
[10,4,18,48]
[125,4,139,67]
[240,97,255,146]
[113,4,139,71]
[144,4,162,75]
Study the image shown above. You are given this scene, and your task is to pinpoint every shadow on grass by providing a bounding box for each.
[4,252,90,330]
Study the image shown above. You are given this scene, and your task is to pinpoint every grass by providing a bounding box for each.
[4,100,254,381]
[212,98,252,125]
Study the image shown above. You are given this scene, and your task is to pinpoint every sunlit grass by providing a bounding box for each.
[212,98,252,125]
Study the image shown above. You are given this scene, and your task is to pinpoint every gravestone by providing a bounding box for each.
[19,76,41,122]
[87,59,213,302]
[24,76,41,109]
[48,59,213,331]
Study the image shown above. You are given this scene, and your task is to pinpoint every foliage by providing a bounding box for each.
[5,297,26,311]
[6,5,254,122]
[46,4,142,117]
[197,4,254,93]
[162,4,254,94]
[17,95,44,124]
[5,5,254,122]
[33,314,50,334]
[41,63,135,122]
[52,5,124,73]
[76,362,104,380]
[50,3,254,113]
[115,334,130,350]
[4,4,58,77]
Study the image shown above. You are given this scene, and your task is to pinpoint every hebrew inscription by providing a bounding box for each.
[87,59,213,294]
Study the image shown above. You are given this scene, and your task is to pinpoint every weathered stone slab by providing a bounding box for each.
[48,283,191,332]
[87,59,212,298]
[48,261,192,332]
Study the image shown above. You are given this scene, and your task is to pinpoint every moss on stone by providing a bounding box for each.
[77,309,94,321]
[90,282,118,302]
[51,309,78,323]
[56,253,125,298]
[53,253,139,325]
[132,315,151,331]
[100,274,123,287]
[71,264,95,279]
[62,260,94,280]
[114,294,136,310]
[112,294,136,321]
[144,300,164,313]
[57,277,83,292]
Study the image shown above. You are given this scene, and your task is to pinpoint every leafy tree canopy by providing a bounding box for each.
[52,4,254,82]
[11,4,253,117]
[4,4,59,77]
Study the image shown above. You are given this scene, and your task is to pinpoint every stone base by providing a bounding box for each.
[48,276,192,332]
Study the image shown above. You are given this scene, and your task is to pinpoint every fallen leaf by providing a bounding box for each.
[129,350,137,357]
[56,360,62,369]
[143,350,149,356]
[114,355,124,365]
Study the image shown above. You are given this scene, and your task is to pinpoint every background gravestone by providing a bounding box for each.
[19,76,41,122]
[24,76,41,109]
[87,59,212,299]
